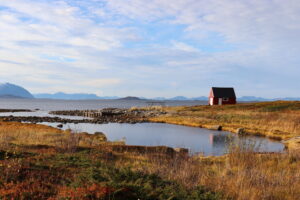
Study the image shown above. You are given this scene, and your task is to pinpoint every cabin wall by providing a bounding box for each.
[209,97,236,105]
[212,97,219,105]
[222,98,236,105]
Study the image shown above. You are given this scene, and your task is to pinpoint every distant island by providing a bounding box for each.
[117,96,142,100]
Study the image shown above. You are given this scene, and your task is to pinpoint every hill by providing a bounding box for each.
[0,83,33,98]
[118,96,142,100]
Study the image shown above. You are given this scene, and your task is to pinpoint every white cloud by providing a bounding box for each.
[0,0,299,97]
[83,78,122,87]
[171,41,199,52]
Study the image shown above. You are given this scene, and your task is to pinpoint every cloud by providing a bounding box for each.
[83,79,122,87]
[0,0,299,98]
[171,41,199,52]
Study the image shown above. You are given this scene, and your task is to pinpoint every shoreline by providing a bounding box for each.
[0,101,299,152]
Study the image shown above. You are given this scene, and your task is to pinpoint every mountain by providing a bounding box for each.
[237,96,300,101]
[34,92,119,100]
[190,96,208,100]
[0,83,34,98]
[274,97,300,101]
[169,96,189,100]
[237,96,270,102]
[152,97,167,100]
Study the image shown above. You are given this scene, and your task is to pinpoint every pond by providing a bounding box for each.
[40,122,285,156]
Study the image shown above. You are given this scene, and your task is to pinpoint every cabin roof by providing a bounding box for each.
[211,87,236,98]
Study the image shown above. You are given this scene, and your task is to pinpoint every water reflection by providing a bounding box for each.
[209,134,231,146]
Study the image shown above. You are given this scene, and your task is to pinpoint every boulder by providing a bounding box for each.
[208,125,222,131]
[174,148,189,156]
[236,128,246,135]
[94,132,107,141]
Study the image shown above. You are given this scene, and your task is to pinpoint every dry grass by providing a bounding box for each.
[0,122,109,152]
[130,105,164,112]
[0,122,66,147]
[115,144,300,200]
[0,120,299,199]
[150,101,300,149]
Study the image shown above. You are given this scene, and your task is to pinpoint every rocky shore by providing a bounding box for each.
[0,109,32,113]
[0,108,166,124]
[49,108,165,118]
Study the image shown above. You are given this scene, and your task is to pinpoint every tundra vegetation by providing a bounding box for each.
[150,101,300,150]
[0,101,299,199]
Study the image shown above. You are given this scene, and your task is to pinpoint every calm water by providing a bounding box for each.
[0,98,206,111]
[40,122,284,156]
[0,98,205,119]
[0,98,284,155]
[0,110,90,120]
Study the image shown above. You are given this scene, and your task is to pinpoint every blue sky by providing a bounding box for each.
[0,0,299,98]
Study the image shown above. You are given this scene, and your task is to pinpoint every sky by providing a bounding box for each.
[0,0,299,98]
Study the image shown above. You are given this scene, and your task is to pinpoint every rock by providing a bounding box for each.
[94,131,105,136]
[208,125,222,131]
[174,148,189,155]
[236,128,246,135]
[94,132,107,141]
[57,124,63,128]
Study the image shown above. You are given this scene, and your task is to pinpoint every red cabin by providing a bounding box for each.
[209,87,236,105]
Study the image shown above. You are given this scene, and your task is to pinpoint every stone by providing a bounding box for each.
[94,131,105,136]
[174,148,189,155]
[208,125,222,131]
[236,128,246,135]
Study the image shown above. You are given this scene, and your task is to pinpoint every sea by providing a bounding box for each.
[0,98,284,155]
[0,98,207,111]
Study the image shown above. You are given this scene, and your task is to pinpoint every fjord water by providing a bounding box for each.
[40,122,284,156]
[0,98,284,155]
[0,98,206,110]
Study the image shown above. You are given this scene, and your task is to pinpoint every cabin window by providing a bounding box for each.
[222,97,229,101]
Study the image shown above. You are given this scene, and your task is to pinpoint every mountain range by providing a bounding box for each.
[33,93,300,101]
[0,83,299,101]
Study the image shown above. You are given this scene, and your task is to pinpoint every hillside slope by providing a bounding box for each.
[0,83,34,98]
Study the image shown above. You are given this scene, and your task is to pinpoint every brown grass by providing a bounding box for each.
[0,122,66,147]
[0,120,299,199]
[0,122,109,151]
[149,101,300,149]
[115,144,300,200]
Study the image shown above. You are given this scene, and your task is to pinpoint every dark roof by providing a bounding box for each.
[211,87,236,98]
